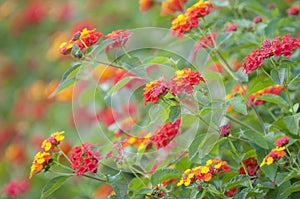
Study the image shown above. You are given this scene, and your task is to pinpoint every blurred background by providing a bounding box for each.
[0,0,299,198]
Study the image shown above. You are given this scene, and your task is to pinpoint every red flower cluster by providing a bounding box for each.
[249,85,284,105]
[161,0,187,15]
[105,30,133,53]
[243,34,300,73]
[219,123,231,137]
[274,136,289,147]
[170,68,206,95]
[143,68,205,104]
[239,157,259,176]
[143,80,170,105]
[59,28,104,56]
[193,32,217,56]
[225,188,238,197]
[148,119,181,150]
[171,0,215,38]
[225,24,237,32]
[253,16,262,23]
[287,5,300,16]
[70,143,102,175]
[2,179,30,199]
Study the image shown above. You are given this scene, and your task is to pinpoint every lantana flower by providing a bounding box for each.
[177,158,230,186]
[58,28,104,56]
[29,152,52,179]
[41,131,65,152]
[225,23,237,32]
[147,119,181,150]
[170,68,206,95]
[243,34,300,73]
[274,136,289,147]
[171,0,215,38]
[219,123,231,137]
[239,157,259,176]
[105,30,133,53]
[139,0,153,12]
[2,179,30,199]
[249,85,284,105]
[70,143,102,175]
[260,146,286,167]
[161,0,187,16]
[143,79,171,105]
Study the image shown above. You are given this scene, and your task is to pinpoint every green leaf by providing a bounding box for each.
[234,68,248,82]
[254,94,289,108]
[271,68,286,85]
[261,164,277,181]
[189,134,206,160]
[107,76,133,96]
[228,94,247,115]
[242,130,269,149]
[40,175,71,199]
[146,56,171,65]
[282,183,300,195]
[129,177,149,191]
[224,175,252,190]
[151,168,181,186]
[108,172,128,199]
[50,63,82,97]
[264,18,280,37]
[169,106,181,123]
[71,44,81,57]
[283,114,300,135]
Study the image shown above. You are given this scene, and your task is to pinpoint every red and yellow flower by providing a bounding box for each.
[41,131,65,152]
[161,0,187,16]
[29,152,52,179]
[143,79,171,105]
[260,146,286,167]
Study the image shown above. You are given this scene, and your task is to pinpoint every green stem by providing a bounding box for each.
[57,146,71,164]
[214,49,267,135]
[225,114,261,134]
[285,88,295,115]
[92,60,123,69]
[121,46,131,58]
[228,138,253,189]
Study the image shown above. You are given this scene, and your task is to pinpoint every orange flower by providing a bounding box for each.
[139,0,153,12]
[249,85,284,105]
[29,152,52,179]
[260,147,287,167]
[161,0,187,16]
[171,0,215,38]
[143,79,170,105]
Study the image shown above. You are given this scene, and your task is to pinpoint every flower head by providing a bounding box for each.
[193,32,217,57]
[70,143,102,175]
[239,157,259,176]
[253,16,262,23]
[260,147,286,167]
[143,79,170,105]
[58,28,103,56]
[249,85,284,105]
[274,136,289,147]
[225,23,237,32]
[171,0,214,38]
[29,152,52,179]
[41,131,65,152]
[177,158,230,187]
[161,0,187,15]
[148,119,181,150]
[287,5,300,16]
[139,0,153,12]
[170,68,206,95]
[105,30,133,53]
[243,34,300,73]
[219,123,231,137]
[226,188,238,197]
[2,179,30,199]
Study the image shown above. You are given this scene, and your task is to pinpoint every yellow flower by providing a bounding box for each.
[51,131,65,142]
[177,179,184,186]
[206,159,213,166]
[184,178,191,186]
[266,157,274,165]
[41,140,52,152]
